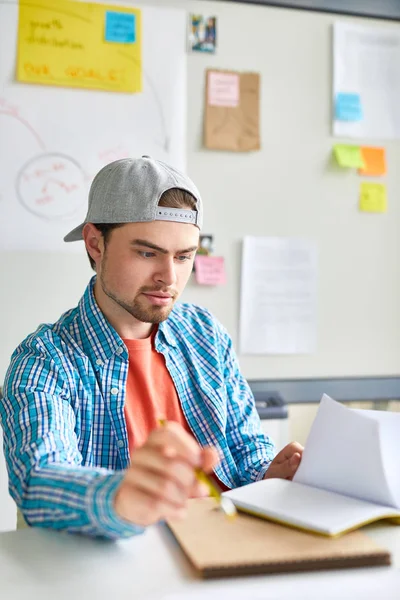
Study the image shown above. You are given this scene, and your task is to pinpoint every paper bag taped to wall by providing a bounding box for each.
[204,69,260,151]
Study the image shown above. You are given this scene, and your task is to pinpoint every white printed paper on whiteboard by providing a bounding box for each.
[333,21,400,140]
[240,236,317,355]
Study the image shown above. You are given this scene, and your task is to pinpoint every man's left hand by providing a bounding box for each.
[263,442,303,481]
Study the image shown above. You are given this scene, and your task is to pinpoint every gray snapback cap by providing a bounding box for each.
[64,156,202,242]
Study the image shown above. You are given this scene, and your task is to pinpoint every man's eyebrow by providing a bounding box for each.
[131,239,199,254]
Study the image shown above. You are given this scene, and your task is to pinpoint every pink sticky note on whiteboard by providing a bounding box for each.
[208,72,239,107]
[195,255,226,285]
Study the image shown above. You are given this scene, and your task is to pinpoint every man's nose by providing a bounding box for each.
[154,257,177,287]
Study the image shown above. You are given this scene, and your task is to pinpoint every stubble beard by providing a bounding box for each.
[100,271,177,324]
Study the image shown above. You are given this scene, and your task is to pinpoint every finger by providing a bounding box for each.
[290,452,302,467]
[282,453,302,480]
[276,442,303,462]
[148,422,202,466]
[166,507,188,522]
[128,465,189,509]
[264,452,301,480]
[115,485,187,526]
[131,450,196,491]
[273,442,304,464]
[288,452,302,475]
[189,480,210,499]
[200,446,220,473]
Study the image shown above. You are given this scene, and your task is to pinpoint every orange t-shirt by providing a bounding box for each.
[123,332,191,451]
[123,331,230,492]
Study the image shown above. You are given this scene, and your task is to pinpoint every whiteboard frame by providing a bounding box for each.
[213,0,400,21]
[248,377,400,404]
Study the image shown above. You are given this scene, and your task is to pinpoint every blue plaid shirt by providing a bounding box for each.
[0,277,275,539]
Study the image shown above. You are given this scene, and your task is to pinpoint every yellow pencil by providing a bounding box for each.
[158,419,237,520]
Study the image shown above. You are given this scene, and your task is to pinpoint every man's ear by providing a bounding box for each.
[83,223,104,267]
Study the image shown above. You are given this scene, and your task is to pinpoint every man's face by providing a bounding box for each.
[97,220,199,324]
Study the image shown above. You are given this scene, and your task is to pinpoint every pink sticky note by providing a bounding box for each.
[208,72,239,107]
[194,255,226,286]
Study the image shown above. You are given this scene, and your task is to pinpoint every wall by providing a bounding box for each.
[1,0,399,384]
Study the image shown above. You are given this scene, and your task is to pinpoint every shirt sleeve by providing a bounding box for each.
[217,324,276,485]
[0,336,144,540]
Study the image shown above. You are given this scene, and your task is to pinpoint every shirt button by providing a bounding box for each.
[116,347,123,355]
[96,359,103,366]
[111,387,119,395]
[117,440,124,448]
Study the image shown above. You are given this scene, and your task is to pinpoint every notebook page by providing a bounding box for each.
[294,395,397,507]
[355,408,400,508]
[224,479,398,536]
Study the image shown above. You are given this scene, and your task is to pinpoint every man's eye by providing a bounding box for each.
[176,255,191,262]
[138,251,155,258]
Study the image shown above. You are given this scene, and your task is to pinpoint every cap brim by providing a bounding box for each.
[64,222,85,242]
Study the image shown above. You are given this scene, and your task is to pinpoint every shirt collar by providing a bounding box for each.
[79,277,178,363]
[78,276,124,364]
[157,317,178,348]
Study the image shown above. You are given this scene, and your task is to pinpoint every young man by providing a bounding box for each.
[0,157,302,539]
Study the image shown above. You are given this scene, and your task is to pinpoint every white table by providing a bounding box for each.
[0,522,399,600]
[0,428,16,532]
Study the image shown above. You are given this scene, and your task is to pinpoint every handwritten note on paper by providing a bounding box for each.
[208,71,240,107]
[17,0,142,93]
[105,11,136,43]
[333,144,365,169]
[359,147,387,176]
[204,70,260,151]
[359,183,387,213]
[335,93,363,122]
[194,255,226,285]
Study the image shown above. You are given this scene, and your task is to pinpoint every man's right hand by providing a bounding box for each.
[113,421,219,527]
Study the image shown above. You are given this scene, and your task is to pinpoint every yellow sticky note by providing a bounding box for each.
[17,0,141,93]
[359,147,387,176]
[359,183,387,213]
[333,144,364,169]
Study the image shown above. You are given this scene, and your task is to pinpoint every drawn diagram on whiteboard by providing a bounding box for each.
[1,98,86,221]
[16,154,86,220]
[0,66,171,221]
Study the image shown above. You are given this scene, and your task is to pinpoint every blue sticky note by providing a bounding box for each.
[335,93,363,122]
[105,11,136,44]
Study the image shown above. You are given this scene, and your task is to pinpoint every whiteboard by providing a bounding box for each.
[0,0,399,383]
[0,0,186,252]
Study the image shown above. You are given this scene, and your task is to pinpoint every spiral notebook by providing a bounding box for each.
[167,498,390,579]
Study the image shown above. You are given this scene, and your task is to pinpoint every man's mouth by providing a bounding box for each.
[142,292,175,306]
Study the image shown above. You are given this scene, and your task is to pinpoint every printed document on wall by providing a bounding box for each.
[333,22,400,140]
[240,237,317,355]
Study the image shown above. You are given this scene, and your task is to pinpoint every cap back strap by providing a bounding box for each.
[156,207,199,225]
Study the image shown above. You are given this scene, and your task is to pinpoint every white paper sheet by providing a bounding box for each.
[333,21,400,140]
[239,236,317,355]
[354,408,400,507]
[294,395,397,509]
[225,478,396,537]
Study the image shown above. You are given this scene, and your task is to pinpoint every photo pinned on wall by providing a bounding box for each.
[188,14,217,54]
[193,235,214,273]
[198,234,214,255]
